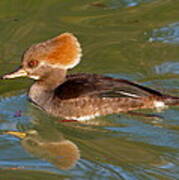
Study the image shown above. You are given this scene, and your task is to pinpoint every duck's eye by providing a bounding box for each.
[28,60,39,68]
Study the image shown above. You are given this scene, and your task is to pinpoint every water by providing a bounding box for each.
[0,0,179,179]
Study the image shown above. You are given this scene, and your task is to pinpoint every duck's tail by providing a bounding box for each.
[163,95,179,106]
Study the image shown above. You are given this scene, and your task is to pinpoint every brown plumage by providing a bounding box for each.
[1,33,179,121]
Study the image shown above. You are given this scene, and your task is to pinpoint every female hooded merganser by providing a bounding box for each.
[1,33,179,121]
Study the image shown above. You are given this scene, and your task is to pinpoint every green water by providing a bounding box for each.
[0,0,179,179]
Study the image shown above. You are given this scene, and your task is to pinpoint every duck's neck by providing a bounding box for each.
[28,68,66,107]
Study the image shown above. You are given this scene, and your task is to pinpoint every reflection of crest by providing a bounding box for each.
[5,129,80,170]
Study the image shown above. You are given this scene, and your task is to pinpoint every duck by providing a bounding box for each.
[1,33,179,121]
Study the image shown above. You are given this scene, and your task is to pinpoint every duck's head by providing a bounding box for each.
[2,33,82,80]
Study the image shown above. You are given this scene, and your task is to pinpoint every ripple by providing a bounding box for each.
[154,62,179,74]
[108,0,153,8]
[149,22,179,44]
[0,94,30,131]
[89,0,154,9]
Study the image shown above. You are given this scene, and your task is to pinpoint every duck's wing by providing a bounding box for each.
[54,73,163,100]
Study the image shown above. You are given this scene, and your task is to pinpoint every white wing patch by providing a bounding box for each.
[118,91,140,98]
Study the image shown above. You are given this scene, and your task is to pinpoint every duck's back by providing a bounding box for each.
[54,73,163,100]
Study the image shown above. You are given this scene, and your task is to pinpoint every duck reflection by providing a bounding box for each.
[3,102,174,173]
[5,128,80,170]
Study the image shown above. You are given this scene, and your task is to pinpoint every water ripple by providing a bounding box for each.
[149,22,179,44]
[154,62,179,74]
[108,0,154,8]
[0,94,30,131]
[90,0,155,9]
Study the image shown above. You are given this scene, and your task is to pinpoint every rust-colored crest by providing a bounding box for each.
[46,33,82,68]
[24,33,82,69]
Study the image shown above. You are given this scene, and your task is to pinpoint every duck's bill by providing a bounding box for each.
[1,67,28,79]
